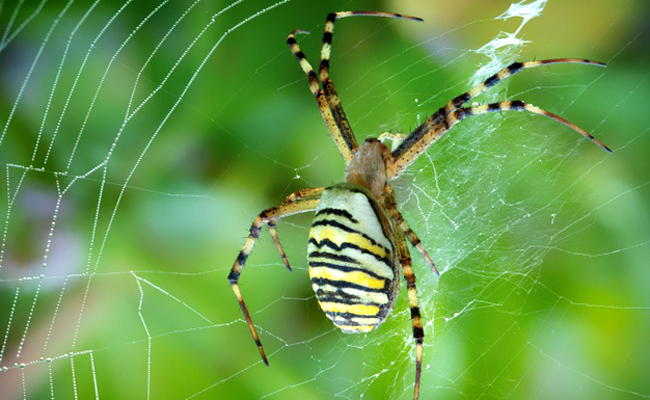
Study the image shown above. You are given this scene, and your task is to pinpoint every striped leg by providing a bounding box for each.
[444,58,606,112]
[392,213,425,400]
[387,60,611,179]
[389,101,611,179]
[451,101,612,152]
[287,30,357,163]
[383,184,439,275]
[319,11,423,145]
[268,221,290,271]
[228,187,324,365]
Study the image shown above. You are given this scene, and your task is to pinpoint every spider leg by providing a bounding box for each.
[444,58,606,112]
[268,221,290,271]
[378,132,407,152]
[391,206,425,400]
[228,187,324,365]
[386,59,611,178]
[452,101,612,151]
[319,11,423,148]
[384,184,439,275]
[319,11,422,82]
[287,30,357,162]
[388,99,611,179]
[382,183,432,399]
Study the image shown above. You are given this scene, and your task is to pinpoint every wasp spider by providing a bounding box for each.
[228,11,610,400]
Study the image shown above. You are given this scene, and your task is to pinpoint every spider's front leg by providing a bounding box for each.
[228,187,324,365]
[388,58,611,178]
[287,11,423,164]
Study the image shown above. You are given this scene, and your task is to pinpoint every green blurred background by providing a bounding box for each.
[0,0,648,399]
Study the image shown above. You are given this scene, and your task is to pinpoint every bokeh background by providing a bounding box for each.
[0,0,648,399]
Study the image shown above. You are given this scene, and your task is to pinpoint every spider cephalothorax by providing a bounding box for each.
[345,138,390,198]
[227,11,610,400]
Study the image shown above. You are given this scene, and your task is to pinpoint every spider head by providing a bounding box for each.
[345,138,391,199]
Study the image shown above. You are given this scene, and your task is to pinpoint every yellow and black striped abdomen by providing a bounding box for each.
[308,184,399,333]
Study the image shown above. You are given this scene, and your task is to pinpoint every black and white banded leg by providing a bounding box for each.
[228,187,325,364]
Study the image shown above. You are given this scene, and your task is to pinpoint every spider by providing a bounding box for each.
[227,11,610,400]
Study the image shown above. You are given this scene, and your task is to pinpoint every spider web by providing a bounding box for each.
[0,0,648,399]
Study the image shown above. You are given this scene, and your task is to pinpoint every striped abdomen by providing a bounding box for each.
[308,184,399,333]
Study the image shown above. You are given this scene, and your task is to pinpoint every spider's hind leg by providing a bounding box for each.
[383,184,440,275]
[268,221,290,271]
[389,200,425,400]
[382,183,440,399]
[228,187,324,365]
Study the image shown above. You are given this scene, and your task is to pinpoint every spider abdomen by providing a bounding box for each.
[308,184,400,333]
